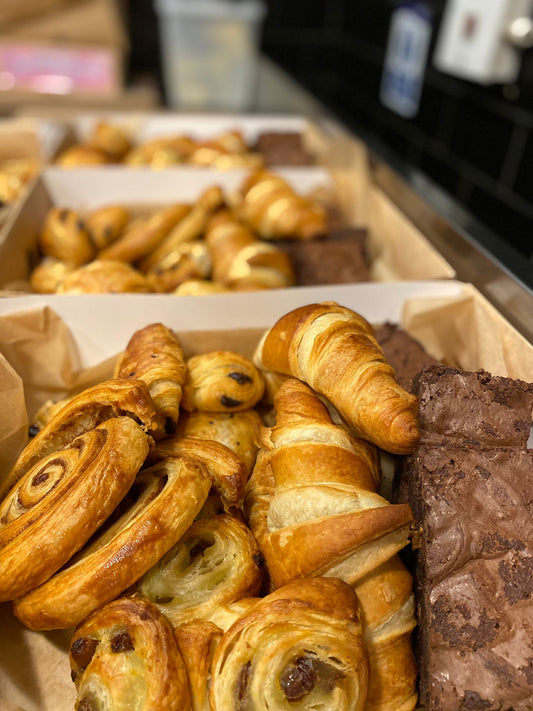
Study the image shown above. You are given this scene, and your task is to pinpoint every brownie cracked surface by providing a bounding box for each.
[400,365,533,710]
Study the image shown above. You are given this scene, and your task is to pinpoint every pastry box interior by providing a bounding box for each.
[0,279,531,710]
[0,161,454,297]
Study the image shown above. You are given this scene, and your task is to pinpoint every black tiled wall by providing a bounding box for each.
[262,0,533,263]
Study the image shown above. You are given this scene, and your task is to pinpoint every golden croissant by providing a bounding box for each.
[253,301,420,454]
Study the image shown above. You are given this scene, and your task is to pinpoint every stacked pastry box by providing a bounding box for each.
[0,111,454,294]
[0,112,532,711]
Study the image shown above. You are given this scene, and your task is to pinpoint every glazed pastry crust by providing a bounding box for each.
[146,241,212,293]
[176,409,262,475]
[209,577,369,711]
[114,323,187,433]
[56,259,153,294]
[13,456,212,630]
[136,513,264,627]
[39,207,95,267]
[29,257,75,293]
[2,378,157,497]
[174,620,223,711]
[182,351,265,413]
[0,417,150,602]
[70,595,191,711]
[253,301,420,454]
[54,145,110,167]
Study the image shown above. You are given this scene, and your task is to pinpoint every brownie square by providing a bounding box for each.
[399,365,533,710]
[254,131,315,166]
[374,322,440,392]
[279,229,370,285]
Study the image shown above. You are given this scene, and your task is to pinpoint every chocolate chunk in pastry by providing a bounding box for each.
[39,207,95,267]
[182,351,265,413]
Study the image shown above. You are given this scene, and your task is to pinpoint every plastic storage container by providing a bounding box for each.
[154,0,267,111]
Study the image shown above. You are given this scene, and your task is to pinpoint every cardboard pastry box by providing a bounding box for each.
[0,280,531,709]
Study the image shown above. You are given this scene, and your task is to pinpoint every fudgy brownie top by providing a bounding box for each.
[413,365,533,447]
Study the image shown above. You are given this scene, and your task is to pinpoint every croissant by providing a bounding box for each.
[85,205,130,250]
[56,259,154,294]
[209,577,369,710]
[235,169,327,240]
[205,209,296,290]
[182,351,265,413]
[98,204,190,263]
[136,513,264,627]
[0,417,150,602]
[176,409,262,476]
[146,241,212,292]
[29,257,75,293]
[13,455,212,630]
[244,378,417,711]
[38,207,95,266]
[1,378,157,497]
[114,323,187,434]
[139,186,224,273]
[70,595,191,711]
[253,301,420,454]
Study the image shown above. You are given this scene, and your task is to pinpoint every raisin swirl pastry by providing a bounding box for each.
[136,513,264,627]
[114,323,187,435]
[0,417,150,602]
[182,351,265,413]
[1,378,157,498]
[13,455,212,630]
[39,207,95,266]
[209,577,369,711]
[70,596,191,711]
[176,409,262,476]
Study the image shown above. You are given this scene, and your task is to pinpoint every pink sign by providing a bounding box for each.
[0,44,116,94]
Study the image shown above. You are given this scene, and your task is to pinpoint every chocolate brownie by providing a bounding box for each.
[279,229,370,285]
[374,322,440,392]
[254,131,315,166]
[400,365,533,710]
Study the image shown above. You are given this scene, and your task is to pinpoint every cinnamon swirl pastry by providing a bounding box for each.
[182,351,265,413]
[70,595,191,711]
[114,323,186,435]
[0,417,149,602]
[136,514,264,627]
[209,577,369,711]
[13,456,212,629]
[1,379,157,497]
